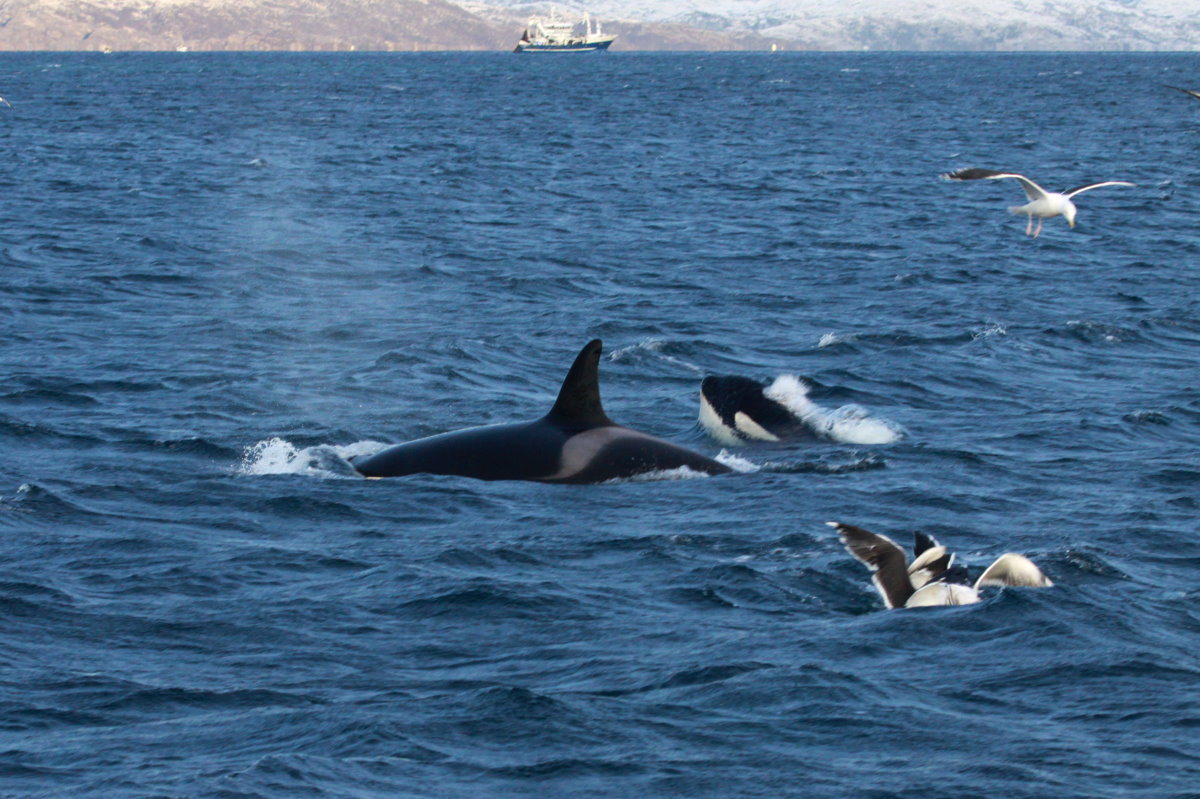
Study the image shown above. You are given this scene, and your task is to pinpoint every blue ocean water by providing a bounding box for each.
[1,50,1199,797]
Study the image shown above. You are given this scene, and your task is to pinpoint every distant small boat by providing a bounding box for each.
[514,8,615,53]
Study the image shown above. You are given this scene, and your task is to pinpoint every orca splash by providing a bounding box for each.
[351,339,732,484]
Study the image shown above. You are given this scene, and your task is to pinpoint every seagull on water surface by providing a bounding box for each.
[829,521,1053,610]
[942,168,1135,238]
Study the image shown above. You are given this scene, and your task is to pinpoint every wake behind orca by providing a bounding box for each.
[351,339,732,483]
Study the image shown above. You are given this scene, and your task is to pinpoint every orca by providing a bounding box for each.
[700,374,902,447]
[698,375,816,445]
[829,522,1053,610]
[351,339,733,483]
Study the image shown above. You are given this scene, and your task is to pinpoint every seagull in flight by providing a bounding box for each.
[1164,84,1200,101]
[942,168,1135,237]
[0,96,10,108]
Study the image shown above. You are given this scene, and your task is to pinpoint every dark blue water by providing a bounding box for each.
[2,51,1199,798]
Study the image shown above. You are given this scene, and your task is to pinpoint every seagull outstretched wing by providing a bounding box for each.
[1062,181,1135,199]
[942,168,1049,203]
[974,553,1054,588]
[828,522,913,609]
[1164,84,1200,101]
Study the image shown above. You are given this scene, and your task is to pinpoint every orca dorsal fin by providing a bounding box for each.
[546,339,613,428]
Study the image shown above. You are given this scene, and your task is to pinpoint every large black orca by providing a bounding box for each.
[351,339,733,483]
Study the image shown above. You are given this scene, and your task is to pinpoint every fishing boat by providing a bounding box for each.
[513,9,615,53]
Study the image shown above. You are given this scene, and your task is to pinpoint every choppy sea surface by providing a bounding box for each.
[1,51,1199,798]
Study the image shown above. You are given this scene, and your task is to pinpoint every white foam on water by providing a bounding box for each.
[818,332,851,348]
[237,437,386,478]
[607,338,667,361]
[0,483,35,513]
[763,375,903,445]
[604,465,715,483]
[972,323,1007,340]
[601,450,759,483]
[715,450,762,473]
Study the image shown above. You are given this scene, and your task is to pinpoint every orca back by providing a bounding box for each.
[353,339,730,483]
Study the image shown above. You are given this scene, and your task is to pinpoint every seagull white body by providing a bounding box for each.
[943,168,1134,238]
[905,554,1052,607]
[0,96,10,108]
[829,521,1053,610]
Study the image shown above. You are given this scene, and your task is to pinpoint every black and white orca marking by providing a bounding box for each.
[699,374,900,447]
[350,339,732,484]
[698,375,816,445]
[942,167,1134,237]
[829,521,1053,609]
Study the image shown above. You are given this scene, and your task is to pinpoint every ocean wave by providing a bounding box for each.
[817,331,850,349]
[1123,410,1171,426]
[0,482,102,523]
[237,438,384,478]
[757,452,888,475]
[715,451,761,473]
[1055,320,1148,346]
[605,464,728,484]
[606,338,706,374]
[95,685,319,715]
[0,388,99,407]
[0,415,103,446]
[396,582,583,621]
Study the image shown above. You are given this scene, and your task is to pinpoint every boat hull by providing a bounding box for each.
[514,38,615,53]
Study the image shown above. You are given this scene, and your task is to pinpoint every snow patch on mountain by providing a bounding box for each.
[478,0,1200,49]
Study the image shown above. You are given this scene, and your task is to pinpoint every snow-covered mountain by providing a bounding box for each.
[0,0,514,50]
[0,0,766,51]
[1,0,1196,50]
[481,0,1200,50]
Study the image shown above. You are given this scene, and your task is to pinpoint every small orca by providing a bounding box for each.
[698,375,816,445]
[351,339,733,484]
[829,522,1053,609]
[699,374,901,447]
